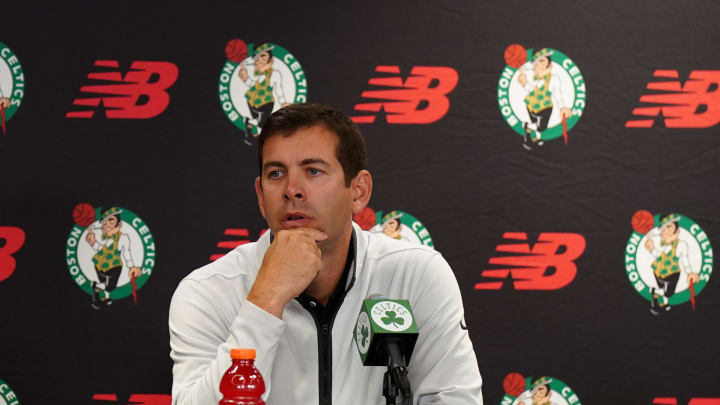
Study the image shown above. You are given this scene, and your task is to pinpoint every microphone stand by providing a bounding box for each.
[382,338,413,405]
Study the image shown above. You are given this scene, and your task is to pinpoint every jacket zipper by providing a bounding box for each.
[297,231,357,405]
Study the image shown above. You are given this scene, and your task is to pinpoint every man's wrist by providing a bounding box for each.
[247,289,287,319]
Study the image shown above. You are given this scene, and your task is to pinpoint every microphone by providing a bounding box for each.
[354,295,418,403]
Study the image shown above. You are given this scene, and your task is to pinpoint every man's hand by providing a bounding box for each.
[0,98,10,109]
[688,273,699,285]
[239,66,249,82]
[247,228,328,318]
[86,230,96,246]
[561,107,572,119]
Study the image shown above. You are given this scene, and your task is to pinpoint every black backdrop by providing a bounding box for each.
[2,1,720,404]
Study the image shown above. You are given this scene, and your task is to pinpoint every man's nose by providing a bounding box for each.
[283,171,305,201]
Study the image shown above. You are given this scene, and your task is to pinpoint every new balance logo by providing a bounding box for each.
[92,394,170,405]
[654,398,720,405]
[0,226,25,283]
[475,232,586,290]
[351,66,458,124]
[67,60,178,119]
[210,228,267,261]
[626,69,720,128]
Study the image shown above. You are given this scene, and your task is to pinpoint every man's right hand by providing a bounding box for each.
[247,228,328,318]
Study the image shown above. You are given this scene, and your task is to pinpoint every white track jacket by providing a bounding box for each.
[169,223,483,405]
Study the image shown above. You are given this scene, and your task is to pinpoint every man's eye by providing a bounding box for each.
[307,168,321,176]
[268,170,283,178]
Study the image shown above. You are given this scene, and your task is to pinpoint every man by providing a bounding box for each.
[516,48,572,150]
[169,104,483,404]
[239,43,291,144]
[644,213,700,315]
[85,207,141,309]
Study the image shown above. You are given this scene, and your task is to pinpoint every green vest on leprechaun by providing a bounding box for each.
[245,68,275,109]
[652,239,680,279]
[524,74,553,114]
[93,233,123,272]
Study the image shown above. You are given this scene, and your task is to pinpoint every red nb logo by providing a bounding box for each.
[92,394,170,405]
[626,69,720,128]
[654,398,720,405]
[475,232,586,290]
[67,60,178,119]
[351,66,458,124]
[0,226,25,283]
[210,228,267,261]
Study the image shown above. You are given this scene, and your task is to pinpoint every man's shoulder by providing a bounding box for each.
[359,228,440,265]
[181,239,264,284]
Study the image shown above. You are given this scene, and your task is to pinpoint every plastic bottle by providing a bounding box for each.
[219,348,266,405]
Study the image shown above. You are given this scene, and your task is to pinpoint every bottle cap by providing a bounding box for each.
[230,348,256,360]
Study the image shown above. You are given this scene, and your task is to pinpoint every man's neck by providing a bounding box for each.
[304,225,352,306]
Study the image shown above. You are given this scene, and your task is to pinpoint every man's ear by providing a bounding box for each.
[254,177,266,219]
[350,170,373,215]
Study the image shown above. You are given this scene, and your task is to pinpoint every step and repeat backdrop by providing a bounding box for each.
[2,1,720,404]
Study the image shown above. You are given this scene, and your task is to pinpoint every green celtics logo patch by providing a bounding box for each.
[498,45,586,150]
[65,204,157,310]
[0,41,26,135]
[218,39,308,145]
[626,211,713,315]
[354,207,433,247]
[501,373,581,405]
[0,379,21,405]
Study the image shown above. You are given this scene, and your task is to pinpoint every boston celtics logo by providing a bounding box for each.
[0,41,25,136]
[354,207,433,247]
[370,300,414,332]
[626,211,713,315]
[501,373,581,405]
[498,45,586,151]
[218,39,307,145]
[0,379,20,405]
[65,204,157,310]
[355,312,371,354]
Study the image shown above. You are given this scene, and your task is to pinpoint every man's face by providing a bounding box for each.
[532,386,549,404]
[254,51,272,72]
[255,125,356,250]
[661,222,679,243]
[101,216,121,236]
[533,57,550,76]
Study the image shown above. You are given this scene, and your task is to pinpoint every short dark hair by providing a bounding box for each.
[257,103,367,186]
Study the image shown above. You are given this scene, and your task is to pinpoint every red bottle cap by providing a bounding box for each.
[230,348,256,360]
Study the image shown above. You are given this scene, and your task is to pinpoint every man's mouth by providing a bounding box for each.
[281,212,312,226]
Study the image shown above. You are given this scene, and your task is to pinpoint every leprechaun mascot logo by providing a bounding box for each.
[218,39,308,145]
[65,204,157,310]
[626,211,713,315]
[0,41,25,136]
[500,374,581,405]
[354,207,434,247]
[497,45,586,151]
